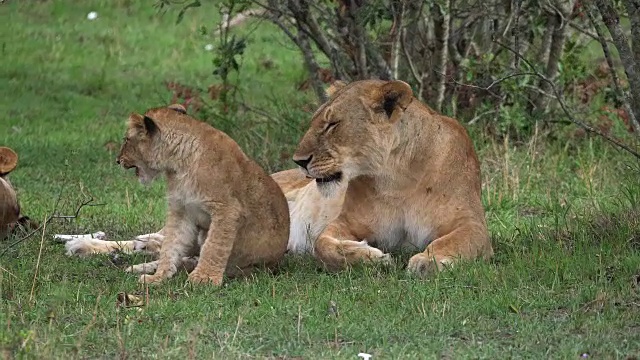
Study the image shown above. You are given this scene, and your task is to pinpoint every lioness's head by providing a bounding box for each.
[0,147,20,239]
[116,104,187,185]
[292,80,413,195]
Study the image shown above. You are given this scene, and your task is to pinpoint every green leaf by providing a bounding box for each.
[176,0,201,25]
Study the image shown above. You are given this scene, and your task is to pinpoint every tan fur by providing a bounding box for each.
[63,81,491,278]
[0,147,20,239]
[285,79,493,276]
[116,105,290,285]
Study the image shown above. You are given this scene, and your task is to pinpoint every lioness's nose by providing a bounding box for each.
[293,155,312,170]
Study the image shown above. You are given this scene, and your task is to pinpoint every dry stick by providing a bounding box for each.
[231,314,242,345]
[297,304,302,342]
[0,265,17,279]
[28,214,48,304]
[444,70,539,98]
[115,307,127,360]
[568,20,608,42]
[585,6,640,134]
[493,39,640,160]
[0,196,101,257]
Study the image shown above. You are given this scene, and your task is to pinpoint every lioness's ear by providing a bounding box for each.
[168,104,187,114]
[374,80,413,123]
[128,113,158,137]
[326,80,347,98]
[0,147,18,175]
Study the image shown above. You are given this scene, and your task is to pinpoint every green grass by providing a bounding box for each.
[1,0,640,358]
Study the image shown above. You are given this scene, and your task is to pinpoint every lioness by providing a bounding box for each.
[65,80,492,277]
[282,79,493,275]
[106,104,289,285]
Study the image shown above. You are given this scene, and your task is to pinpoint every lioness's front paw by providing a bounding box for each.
[354,240,393,264]
[407,253,453,277]
[187,271,222,286]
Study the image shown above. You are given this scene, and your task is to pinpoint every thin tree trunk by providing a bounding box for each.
[536,15,556,70]
[435,0,451,112]
[622,0,640,65]
[297,30,328,103]
[595,0,640,133]
[531,12,566,113]
[587,6,640,134]
[390,1,406,80]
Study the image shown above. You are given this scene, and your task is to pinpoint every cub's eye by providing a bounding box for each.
[323,121,339,134]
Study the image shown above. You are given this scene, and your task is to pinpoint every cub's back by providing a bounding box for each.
[146,106,290,257]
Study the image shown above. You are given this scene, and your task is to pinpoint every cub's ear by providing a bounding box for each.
[0,147,18,175]
[326,80,347,99]
[168,104,187,114]
[373,80,413,123]
[128,113,159,136]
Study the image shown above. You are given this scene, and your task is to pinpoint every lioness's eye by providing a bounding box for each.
[323,121,339,134]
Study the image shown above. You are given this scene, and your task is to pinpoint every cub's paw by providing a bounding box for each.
[126,261,159,274]
[372,251,394,266]
[138,274,165,284]
[407,253,454,277]
[132,239,162,254]
[187,271,222,286]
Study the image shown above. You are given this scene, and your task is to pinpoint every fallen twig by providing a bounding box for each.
[493,39,640,160]
[0,194,103,257]
[29,214,47,304]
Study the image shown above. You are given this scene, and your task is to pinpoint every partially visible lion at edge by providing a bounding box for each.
[0,146,36,240]
[63,79,493,278]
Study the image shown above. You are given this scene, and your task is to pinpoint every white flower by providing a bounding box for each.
[87,11,98,20]
[357,353,372,360]
[204,44,214,51]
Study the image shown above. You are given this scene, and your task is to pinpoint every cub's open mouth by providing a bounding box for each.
[315,172,342,184]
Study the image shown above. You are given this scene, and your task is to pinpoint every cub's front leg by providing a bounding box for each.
[314,220,391,271]
[127,256,199,274]
[187,202,240,285]
[139,210,198,284]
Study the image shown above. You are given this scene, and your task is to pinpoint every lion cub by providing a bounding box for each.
[117,104,290,285]
[0,147,20,239]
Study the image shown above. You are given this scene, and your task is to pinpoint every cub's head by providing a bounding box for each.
[0,147,20,239]
[117,104,187,185]
[292,80,413,195]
